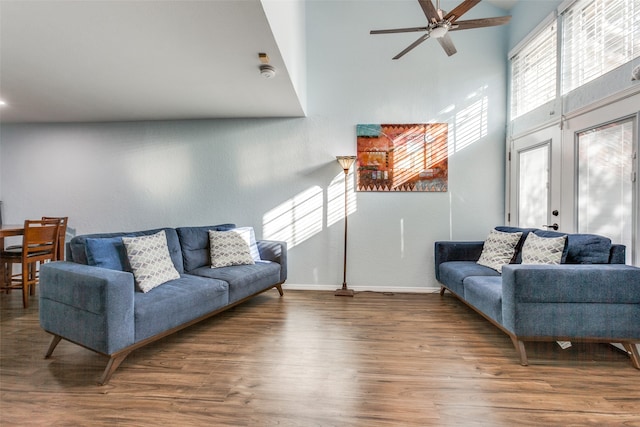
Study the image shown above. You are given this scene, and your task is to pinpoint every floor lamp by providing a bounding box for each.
[335,155,357,297]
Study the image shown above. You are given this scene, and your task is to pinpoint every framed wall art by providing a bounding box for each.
[356,123,448,192]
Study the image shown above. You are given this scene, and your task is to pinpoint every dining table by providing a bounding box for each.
[0,223,24,246]
[1,224,24,287]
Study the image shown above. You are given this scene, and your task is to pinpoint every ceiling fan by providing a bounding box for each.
[370,0,511,59]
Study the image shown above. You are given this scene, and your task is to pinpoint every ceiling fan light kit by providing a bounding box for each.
[370,0,511,59]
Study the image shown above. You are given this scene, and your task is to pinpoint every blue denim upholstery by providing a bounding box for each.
[533,230,612,264]
[188,261,282,303]
[438,261,499,297]
[463,276,503,324]
[85,236,132,271]
[39,224,287,374]
[40,262,135,354]
[435,227,640,367]
[68,227,185,273]
[133,274,229,341]
[176,224,236,272]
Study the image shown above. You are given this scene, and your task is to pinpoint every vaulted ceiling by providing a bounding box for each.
[0,0,515,124]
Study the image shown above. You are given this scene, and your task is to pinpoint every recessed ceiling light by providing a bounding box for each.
[0,99,6,106]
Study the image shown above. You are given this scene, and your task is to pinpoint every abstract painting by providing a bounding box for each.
[356,123,448,192]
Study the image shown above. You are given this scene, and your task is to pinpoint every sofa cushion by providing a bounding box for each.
[439,261,500,296]
[494,226,536,263]
[463,276,503,324]
[133,274,229,341]
[189,261,281,303]
[477,229,523,272]
[85,236,132,272]
[233,226,261,261]
[176,224,236,272]
[521,232,566,265]
[534,230,611,264]
[69,228,184,273]
[122,231,181,293]
[209,230,255,268]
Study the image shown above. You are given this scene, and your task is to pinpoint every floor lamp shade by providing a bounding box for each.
[336,155,356,171]
[335,155,356,297]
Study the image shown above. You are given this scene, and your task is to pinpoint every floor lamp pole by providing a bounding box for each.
[335,156,356,297]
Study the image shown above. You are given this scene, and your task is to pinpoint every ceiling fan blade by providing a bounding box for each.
[418,0,440,23]
[450,16,512,31]
[437,33,457,56]
[393,33,431,60]
[443,0,481,23]
[371,26,430,34]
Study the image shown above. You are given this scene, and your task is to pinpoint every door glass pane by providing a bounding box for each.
[518,144,550,228]
[577,118,633,262]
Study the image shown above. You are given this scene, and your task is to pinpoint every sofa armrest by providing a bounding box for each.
[257,240,287,283]
[501,264,640,337]
[39,261,136,355]
[434,241,484,281]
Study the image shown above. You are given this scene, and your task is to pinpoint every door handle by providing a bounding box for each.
[542,223,559,230]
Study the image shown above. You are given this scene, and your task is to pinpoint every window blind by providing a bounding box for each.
[510,22,557,119]
[562,0,640,94]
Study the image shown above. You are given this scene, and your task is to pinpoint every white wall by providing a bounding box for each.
[0,0,509,291]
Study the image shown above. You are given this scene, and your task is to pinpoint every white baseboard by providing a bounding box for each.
[281,283,442,294]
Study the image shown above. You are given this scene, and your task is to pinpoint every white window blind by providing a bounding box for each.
[510,22,557,119]
[562,0,640,94]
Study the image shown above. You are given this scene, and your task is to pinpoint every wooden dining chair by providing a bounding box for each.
[4,216,68,261]
[0,219,60,308]
[42,217,68,261]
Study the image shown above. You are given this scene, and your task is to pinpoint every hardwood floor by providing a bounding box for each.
[1,289,639,426]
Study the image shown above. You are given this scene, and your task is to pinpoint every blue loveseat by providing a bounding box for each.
[435,226,640,369]
[39,224,287,385]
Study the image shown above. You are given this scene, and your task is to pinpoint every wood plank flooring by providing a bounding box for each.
[1,289,639,426]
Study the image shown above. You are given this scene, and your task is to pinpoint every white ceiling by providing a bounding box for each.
[0,0,305,123]
[0,0,515,124]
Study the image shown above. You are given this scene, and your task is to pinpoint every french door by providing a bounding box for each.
[509,93,639,266]
[509,126,562,231]
[562,95,639,266]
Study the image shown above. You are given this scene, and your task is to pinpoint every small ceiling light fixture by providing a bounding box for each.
[260,64,276,78]
[430,23,450,39]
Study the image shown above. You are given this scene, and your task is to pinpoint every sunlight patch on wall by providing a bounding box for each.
[263,186,324,249]
[429,85,489,155]
[455,92,488,152]
[327,170,357,228]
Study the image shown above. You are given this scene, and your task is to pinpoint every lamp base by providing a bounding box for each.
[334,287,354,297]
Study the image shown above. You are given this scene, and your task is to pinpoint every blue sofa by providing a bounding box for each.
[39,224,287,385]
[435,227,640,369]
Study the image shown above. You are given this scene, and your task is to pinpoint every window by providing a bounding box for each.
[562,0,640,94]
[510,22,557,119]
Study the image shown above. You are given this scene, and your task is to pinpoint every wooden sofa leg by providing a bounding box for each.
[510,336,528,366]
[275,284,284,296]
[45,335,63,358]
[439,286,446,296]
[622,343,640,370]
[99,351,132,386]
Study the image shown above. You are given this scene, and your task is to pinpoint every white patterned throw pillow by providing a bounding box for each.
[209,230,255,268]
[122,230,181,293]
[231,226,261,262]
[477,229,523,273]
[521,232,566,264]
